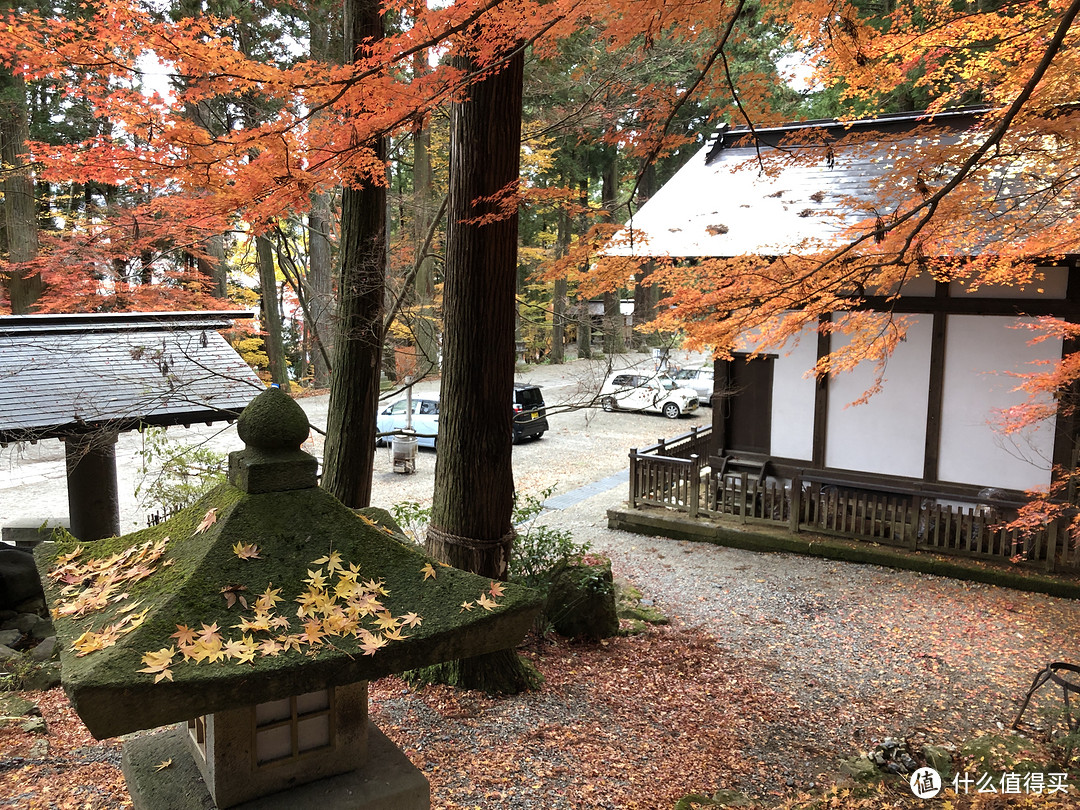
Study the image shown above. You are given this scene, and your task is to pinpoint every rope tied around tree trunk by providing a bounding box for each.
[427,525,515,551]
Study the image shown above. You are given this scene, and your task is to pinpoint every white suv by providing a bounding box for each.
[598,372,700,419]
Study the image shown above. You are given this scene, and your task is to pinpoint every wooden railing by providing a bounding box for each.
[628,433,1078,573]
[628,426,710,517]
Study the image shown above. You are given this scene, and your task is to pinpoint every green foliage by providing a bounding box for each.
[0,655,39,692]
[135,426,228,516]
[390,500,432,547]
[390,488,591,589]
[232,336,270,372]
[508,488,591,590]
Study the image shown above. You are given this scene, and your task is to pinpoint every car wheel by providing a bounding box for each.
[662,402,681,419]
[602,396,617,412]
[535,431,545,440]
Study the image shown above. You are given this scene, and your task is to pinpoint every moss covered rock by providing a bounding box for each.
[546,558,618,640]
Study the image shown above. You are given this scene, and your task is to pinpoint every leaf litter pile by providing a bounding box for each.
[6,550,1080,809]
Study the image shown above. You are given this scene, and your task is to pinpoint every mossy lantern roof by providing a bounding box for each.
[36,387,542,740]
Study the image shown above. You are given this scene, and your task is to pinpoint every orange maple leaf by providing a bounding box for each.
[195,507,218,534]
[489,581,505,598]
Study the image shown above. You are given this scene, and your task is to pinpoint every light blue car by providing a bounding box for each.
[375,395,440,449]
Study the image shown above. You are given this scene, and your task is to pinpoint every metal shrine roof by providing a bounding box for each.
[607,107,990,259]
[0,311,263,444]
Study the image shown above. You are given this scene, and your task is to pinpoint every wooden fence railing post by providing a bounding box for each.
[629,449,638,508]
[1046,518,1058,573]
[689,454,700,518]
[789,474,801,533]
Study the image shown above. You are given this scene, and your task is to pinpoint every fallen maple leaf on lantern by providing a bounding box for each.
[489,581,505,598]
[476,593,498,611]
[138,647,177,683]
[155,759,173,771]
[460,600,475,612]
[195,508,218,534]
[232,541,260,560]
[421,563,436,580]
[220,584,248,609]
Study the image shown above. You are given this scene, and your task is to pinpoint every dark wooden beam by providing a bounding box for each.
[923,282,949,482]
[812,315,830,469]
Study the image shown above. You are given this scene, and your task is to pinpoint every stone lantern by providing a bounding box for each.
[36,387,542,809]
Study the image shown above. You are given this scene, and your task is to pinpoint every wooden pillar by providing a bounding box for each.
[65,431,120,541]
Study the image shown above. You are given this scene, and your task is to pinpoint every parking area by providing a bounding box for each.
[0,351,711,534]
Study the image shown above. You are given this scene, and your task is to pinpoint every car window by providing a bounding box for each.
[672,369,693,380]
[388,400,409,415]
[419,400,438,415]
[660,378,677,390]
[515,387,544,407]
[612,375,633,387]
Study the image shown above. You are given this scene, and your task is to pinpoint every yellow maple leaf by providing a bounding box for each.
[374,611,399,631]
[399,612,422,628]
[460,600,475,612]
[72,629,107,657]
[195,507,218,534]
[476,593,497,611]
[232,541,261,560]
[155,759,173,771]
[382,626,409,642]
[255,585,283,611]
[421,563,437,580]
[138,646,177,679]
[313,550,343,573]
[359,634,387,656]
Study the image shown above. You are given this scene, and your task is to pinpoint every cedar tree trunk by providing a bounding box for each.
[321,0,385,509]
[423,47,539,694]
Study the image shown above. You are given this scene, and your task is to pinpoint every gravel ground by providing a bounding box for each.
[6,352,1080,806]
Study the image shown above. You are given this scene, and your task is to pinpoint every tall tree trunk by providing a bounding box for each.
[423,46,538,694]
[308,195,334,387]
[550,197,570,364]
[197,233,228,299]
[412,111,439,378]
[600,149,623,354]
[320,0,385,509]
[256,234,290,390]
[306,8,337,389]
[574,178,592,359]
[633,162,658,348]
[1,66,42,313]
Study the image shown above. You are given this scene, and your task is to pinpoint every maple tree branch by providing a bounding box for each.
[383,192,449,335]
[624,0,748,221]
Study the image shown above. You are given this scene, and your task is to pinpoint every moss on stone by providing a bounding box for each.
[236,386,309,450]
[36,483,542,739]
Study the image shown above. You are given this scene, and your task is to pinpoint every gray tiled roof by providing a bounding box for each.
[608,107,1026,258]
[0,311,263,443]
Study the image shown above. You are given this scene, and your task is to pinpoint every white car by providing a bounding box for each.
[671,367,715,403]
[598,372,700,419]
[375,395,440,448]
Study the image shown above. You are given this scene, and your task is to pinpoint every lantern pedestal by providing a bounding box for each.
[122,721,428,810]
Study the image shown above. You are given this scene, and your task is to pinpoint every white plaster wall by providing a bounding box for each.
[937,315,1059,491]
[824,317,934,477]
[768,325,818,461]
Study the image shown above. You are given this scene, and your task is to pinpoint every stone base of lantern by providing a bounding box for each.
[122,723,429,810]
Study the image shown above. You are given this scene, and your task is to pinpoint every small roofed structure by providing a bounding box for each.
[0,311,262,541]
[36,387,543,809]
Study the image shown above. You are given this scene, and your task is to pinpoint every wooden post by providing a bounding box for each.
[1046,518,1058,573]
[689,454,700,518]
[629,449,638,508]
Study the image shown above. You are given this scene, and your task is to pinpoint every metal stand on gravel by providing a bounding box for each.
[1013,662,1080,744]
